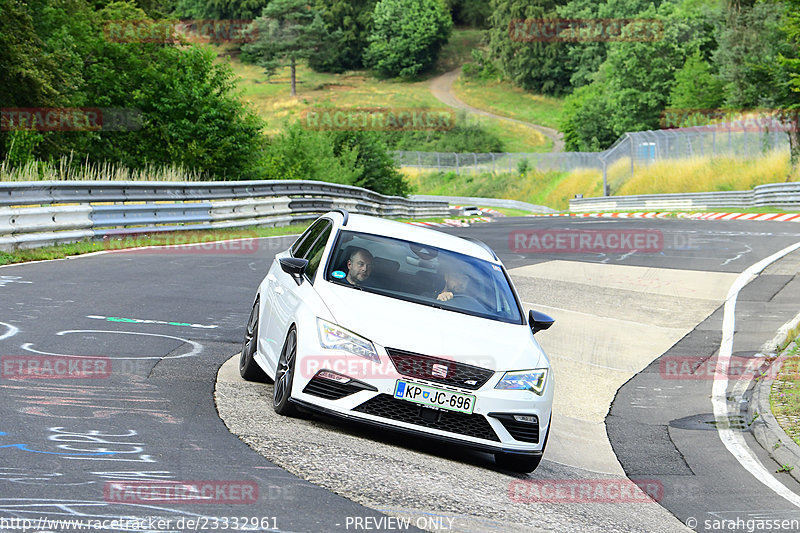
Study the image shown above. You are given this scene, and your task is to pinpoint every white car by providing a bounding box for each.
[239,210,554,472]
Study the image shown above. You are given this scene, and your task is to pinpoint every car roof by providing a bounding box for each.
[325,212,498,262]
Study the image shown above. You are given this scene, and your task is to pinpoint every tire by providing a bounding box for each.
[239,298,269,382]
[495,417,550,473]
[273,326,301,416]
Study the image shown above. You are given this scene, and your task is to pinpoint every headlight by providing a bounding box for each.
[495,369,548,395]
[317,319,379,363]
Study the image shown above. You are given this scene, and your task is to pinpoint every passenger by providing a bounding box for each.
[436,266,470,302]
[345,248,373,286]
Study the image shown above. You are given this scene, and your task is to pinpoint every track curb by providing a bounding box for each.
[750,335,800,485]
[532,212,800,221]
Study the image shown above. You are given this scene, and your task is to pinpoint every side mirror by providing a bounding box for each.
[280,257,309,286]
[528,309,554,334]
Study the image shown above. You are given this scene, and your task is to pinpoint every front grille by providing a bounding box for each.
[353,394,500,441]
[302,372,376,400]
[491,414,539,443]
[386,348,494,390]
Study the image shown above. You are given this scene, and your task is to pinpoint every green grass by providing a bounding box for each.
[432,28,485,75]
[214,29,550,152]
[770,338,800,447]
[453,77,565,130]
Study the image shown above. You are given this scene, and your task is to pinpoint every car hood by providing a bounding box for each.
[315,283,548,372]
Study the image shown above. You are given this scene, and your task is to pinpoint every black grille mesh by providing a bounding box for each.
[302,374,374,400]
[493,415,540,443]
[353,394,499,441]
[386,348,494,390]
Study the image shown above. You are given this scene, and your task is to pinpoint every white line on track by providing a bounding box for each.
[21,330,203,360]
[0,321,19,341]
[712,241,800,507]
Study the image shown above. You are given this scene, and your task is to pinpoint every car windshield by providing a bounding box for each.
[325,230,522,324]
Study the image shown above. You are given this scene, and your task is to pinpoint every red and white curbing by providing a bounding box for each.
[680,212,800,222]
[408,217,493,228]
[532,212,800,222]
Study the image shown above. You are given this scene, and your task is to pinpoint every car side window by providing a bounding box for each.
[304,224,332,282]
[292,219,328,259]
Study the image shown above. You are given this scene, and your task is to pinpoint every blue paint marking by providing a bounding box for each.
[0,432,115,456]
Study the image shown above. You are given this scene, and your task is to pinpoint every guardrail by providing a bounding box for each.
[410,195,554,214]
[0,180,449,251]
[569,183,800,212]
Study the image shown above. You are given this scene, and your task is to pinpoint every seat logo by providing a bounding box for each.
[431,364,448,379]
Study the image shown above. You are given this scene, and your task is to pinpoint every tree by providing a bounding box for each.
[1,0,267,179]
[668,50,725,110]
[558,2,714,150]
[363,0,453,79]
[309,0,377,72]
[172,0,270,20]
[560,77,616,151]
[242,0,334,96]
[331,131,409,196]
[774,0,800,173]
[713,0,799,174]
[714,0,787,109]
[557,0,671,89]
[487,0,572,96]
[445,0,492,28]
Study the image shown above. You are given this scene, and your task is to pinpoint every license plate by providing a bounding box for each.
[393,380,475,414]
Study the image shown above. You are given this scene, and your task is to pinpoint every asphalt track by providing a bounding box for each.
[1,217,800,532]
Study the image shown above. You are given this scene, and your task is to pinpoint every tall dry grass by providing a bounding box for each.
[616,150,794,195]
[1,154,203,182]
[405,149,799,211]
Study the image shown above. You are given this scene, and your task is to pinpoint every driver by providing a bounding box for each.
[346,248,373,286]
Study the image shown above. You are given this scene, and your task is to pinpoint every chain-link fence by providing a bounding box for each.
[393,125,791,195]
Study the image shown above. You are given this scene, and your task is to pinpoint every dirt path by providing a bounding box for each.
[429,68,565,153]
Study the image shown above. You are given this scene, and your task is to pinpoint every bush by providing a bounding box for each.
[262,122,410,196]
[381,111,504,152]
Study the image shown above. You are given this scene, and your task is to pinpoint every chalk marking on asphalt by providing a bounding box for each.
[712,241,800,507]
[0,321,19,341]
[86,315,218,329]
[21,331,203,360]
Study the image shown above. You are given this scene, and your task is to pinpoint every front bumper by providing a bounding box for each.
[289,396,548,457]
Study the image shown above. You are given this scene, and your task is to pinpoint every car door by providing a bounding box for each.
[265,218,333,364]
[259,219,329,372]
